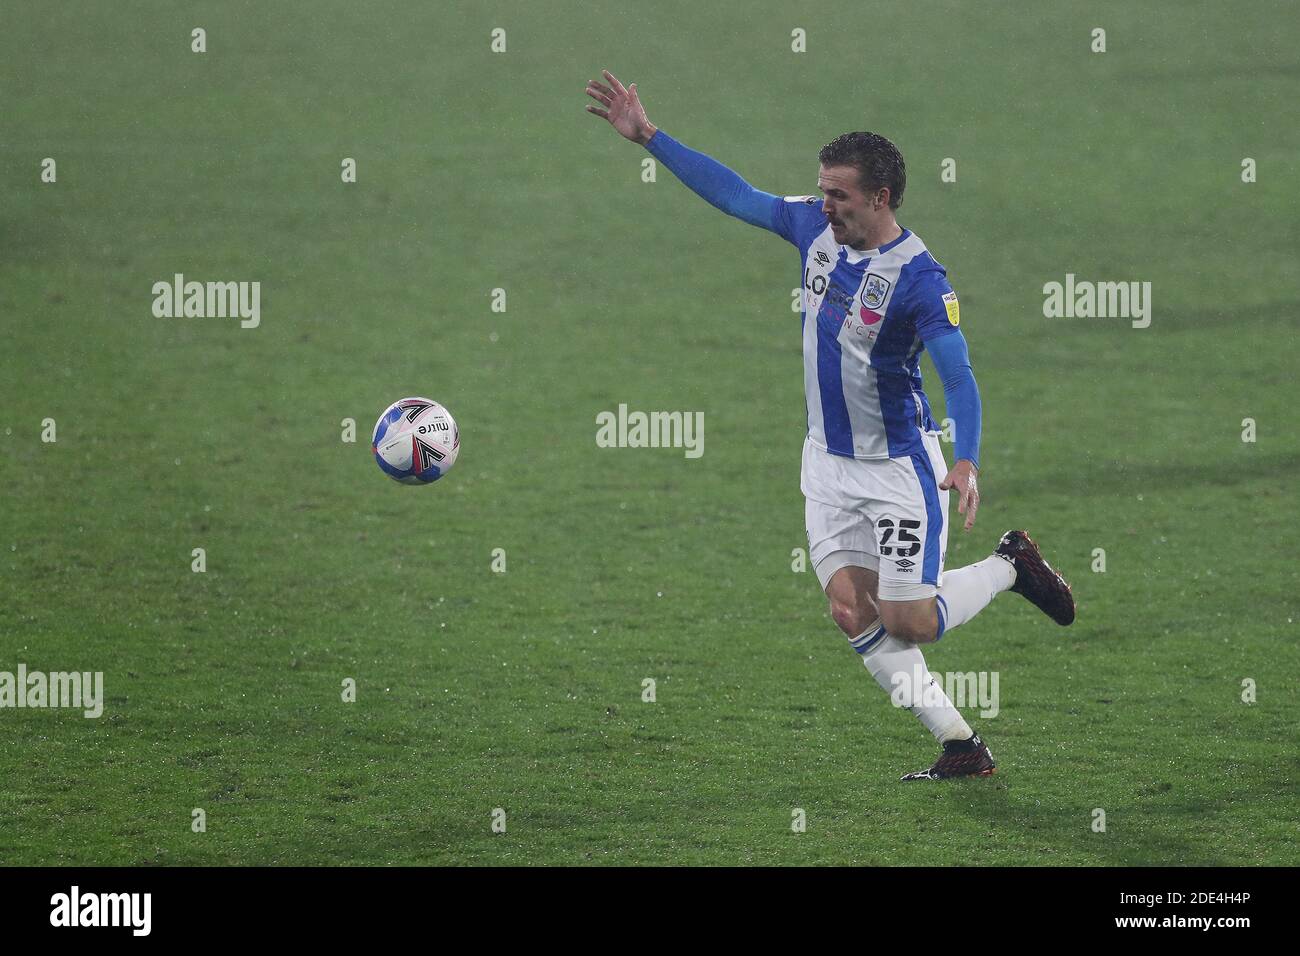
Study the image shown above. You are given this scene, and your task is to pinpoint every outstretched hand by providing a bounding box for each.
[585,69,657,145]
[939,459,980,531]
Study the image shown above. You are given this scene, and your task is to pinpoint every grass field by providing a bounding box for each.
[1,0,1297,866]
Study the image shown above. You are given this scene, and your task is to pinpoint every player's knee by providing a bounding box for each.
[829,598,878,639]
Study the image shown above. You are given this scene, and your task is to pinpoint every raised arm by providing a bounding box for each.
[585,69,780,231]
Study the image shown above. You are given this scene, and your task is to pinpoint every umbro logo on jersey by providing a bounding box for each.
[815,250,831,266]
[896,559,916,569]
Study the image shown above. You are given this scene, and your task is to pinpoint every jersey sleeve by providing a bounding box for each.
[644,131,825,248]
[927,330,982,468]
[771,195,829,252]
[905,267,963,342]
[644,130,782,231]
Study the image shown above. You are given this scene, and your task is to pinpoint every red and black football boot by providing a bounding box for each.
[994,529,1076,626]
[901,733,997,781]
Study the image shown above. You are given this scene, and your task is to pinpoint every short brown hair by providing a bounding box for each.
[818,131,906,210]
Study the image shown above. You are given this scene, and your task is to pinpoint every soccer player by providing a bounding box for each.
[585,71,1075,780]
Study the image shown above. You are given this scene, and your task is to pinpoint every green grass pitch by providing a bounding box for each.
[1,0,1296,865]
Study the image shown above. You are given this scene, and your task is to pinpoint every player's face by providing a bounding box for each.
[818,164,888,249]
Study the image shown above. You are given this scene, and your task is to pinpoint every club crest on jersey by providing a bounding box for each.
[861,273,891,310]
[942,291,960,326]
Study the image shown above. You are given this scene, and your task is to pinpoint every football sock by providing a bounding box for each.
[857,625,973,744]
[934,555,1016,638]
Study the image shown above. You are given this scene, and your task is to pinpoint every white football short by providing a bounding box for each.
[802,433,950,601]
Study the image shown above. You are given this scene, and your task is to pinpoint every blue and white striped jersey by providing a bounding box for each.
[642,130,974,464]
[773,196,962,460]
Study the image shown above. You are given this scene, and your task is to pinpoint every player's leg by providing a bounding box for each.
[864,436,994,778]
[869,434,1075,777]
[868,595,996,779]
[810,502,976,751]
[804,437,991,779]
[807,496,882,652]
[804,437,885,655]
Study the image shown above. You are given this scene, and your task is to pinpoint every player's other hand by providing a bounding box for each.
[940,459,980,531]
[585,70,658,145]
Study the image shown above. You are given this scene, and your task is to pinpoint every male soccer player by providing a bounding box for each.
[585,70,1075,780]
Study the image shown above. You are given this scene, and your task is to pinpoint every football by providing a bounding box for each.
[371,397,460,484]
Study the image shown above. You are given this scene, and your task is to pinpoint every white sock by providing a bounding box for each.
[859,627,972,744]
[935,555,1016,638]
